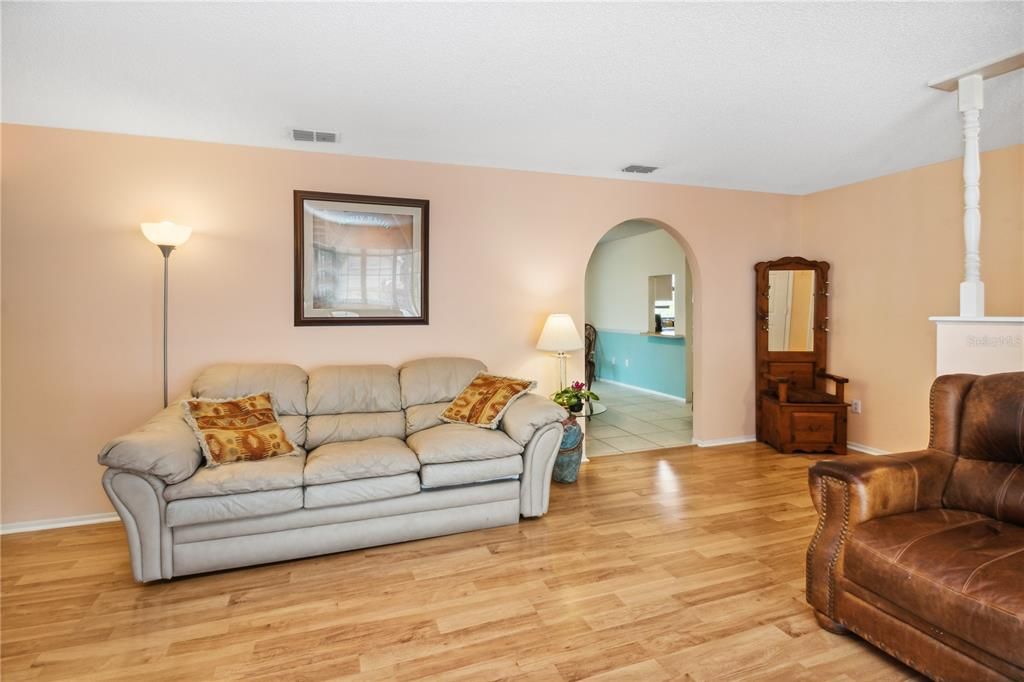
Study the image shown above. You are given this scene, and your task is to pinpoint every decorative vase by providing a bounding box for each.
[568,401,583,413]
[553,415,583,483]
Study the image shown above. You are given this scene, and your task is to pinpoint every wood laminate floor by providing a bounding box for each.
[1,443,921,681]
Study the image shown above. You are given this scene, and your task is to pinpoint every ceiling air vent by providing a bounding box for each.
[621,164,658,174]
[292,129,338,143]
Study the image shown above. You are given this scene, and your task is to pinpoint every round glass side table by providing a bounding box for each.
[573,401,607,419]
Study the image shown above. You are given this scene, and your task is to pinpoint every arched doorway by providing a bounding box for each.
[582,219,697,456]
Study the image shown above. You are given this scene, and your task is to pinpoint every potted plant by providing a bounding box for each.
[552,380,600,414]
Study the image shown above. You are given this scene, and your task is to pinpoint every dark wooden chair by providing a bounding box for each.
[584,323,597,389]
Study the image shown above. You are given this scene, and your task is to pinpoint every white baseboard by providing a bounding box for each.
[593,378,687,403]
[695,435,757,447]
[847,442,889,455]
[1,512,119,535]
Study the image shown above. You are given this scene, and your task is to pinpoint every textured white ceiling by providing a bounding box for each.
[3,2,1022,194]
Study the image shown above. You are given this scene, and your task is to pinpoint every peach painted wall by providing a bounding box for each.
[1,124,800,524]
[799,144,1024,453]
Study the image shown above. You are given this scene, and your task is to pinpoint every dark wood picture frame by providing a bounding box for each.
[293,190,429,326]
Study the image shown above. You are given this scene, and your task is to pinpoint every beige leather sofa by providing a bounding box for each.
[98,357,567,582]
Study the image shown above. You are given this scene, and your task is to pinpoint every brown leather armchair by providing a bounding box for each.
[806,372,1024,682]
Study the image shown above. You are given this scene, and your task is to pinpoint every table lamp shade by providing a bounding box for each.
[141,221,192,247]
[537,313,583,352]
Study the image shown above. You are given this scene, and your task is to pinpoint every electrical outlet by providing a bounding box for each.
[624,358,630,368]
[610,357,616,366]
[851,399,862,414]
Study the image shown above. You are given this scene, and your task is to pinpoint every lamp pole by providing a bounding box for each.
[141,221,191,409]
[159,244,174,407]
[556,351,569,391]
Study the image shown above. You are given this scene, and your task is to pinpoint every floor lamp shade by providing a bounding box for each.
[536,314,584,353]
[141,221,192,247]
[141,221,191,408]
[537,314,583,390]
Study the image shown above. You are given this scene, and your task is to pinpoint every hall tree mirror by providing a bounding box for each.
[766,269,816,351]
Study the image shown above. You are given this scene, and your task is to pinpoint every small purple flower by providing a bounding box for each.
[571,381,585,391]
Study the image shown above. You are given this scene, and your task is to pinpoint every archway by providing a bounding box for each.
[582,218,699,456]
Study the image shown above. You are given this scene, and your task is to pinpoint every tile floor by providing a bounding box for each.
[583,380,693,456]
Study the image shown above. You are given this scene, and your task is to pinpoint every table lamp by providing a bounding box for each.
[536,313,584,390]
[141,221,192,407]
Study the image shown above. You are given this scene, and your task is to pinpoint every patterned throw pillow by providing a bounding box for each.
[183,392,299,466]
[441,373,536,429]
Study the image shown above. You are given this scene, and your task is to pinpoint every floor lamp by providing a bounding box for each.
[141,221,192,408]
[537,313,584,390]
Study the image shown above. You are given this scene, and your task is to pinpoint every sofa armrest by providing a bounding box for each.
[500,393,568,446]
[519,422,564,518]
[97,403,202,484]
[102,469,173,582]
[805,449,955,619]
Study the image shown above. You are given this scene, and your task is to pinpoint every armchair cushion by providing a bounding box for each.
[845,509,1024,668]
[499,393,569,446]
[97,404,203,484]
[407,423,523,464]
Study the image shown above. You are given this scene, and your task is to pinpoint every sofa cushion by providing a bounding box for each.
[399,357,485,408]
[192,363,308,447]
[304,437,419,485]
[846,508,1024,668]
[944,459,1024,526]
[958,372,1024,463]
[307,365,402,415]
[97,403,203,484]
[420,455,522,488]
[184,393,300,466]
[406,402,449,436]
[441,373,535,429]
[164,451,305,501]
[406,423,523,465]
[166,488,302,527]
[306,412,406,449]
[304,473,421,509]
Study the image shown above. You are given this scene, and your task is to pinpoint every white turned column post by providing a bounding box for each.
[958,74,985,317]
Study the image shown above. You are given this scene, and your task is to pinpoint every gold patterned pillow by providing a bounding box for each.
[441,373,536,429]
[183,392,299,466]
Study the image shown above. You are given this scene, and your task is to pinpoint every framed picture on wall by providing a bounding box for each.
[293,190,429,325]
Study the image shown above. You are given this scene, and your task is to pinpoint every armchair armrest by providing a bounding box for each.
[764,374,790,402]
[816,369,849,401]
[97,403,202,484]
[805,449,956,620]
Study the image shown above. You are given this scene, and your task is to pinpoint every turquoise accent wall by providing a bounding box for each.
[593,330,686,398]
